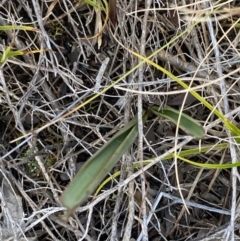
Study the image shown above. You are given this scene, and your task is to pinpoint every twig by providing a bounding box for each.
[110,94,132,240]
[137,0,152,240]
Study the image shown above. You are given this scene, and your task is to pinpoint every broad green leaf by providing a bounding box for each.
[60,110,148,217]
[150,106,204,138]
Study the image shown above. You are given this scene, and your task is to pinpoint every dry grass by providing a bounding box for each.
[0,0,240,240]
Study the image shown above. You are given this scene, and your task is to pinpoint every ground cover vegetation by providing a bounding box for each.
[0,0,240,240]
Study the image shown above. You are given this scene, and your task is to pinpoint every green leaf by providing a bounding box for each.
[83,0,105,10]
[223,119,240,144]
[150,106,204,138]
[0,46,11,63]
[0,49,44,64]
[60,110,148,217]
[0,25,39,31]
[177,155,240,169]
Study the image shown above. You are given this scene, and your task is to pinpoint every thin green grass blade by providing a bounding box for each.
[0,49,44,64]
[60,111,148,216]
[177,155,240,169]
[0,46,11,63]
[83,0,106,11]
[0,25,39,31]
[150,106,204,138]
[223,120,240,143]
[155,143,227,161]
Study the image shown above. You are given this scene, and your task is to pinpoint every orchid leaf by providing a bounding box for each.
[150,106,204,138]
[60,110,148,217]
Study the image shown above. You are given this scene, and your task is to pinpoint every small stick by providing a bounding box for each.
[108,0,116,27]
